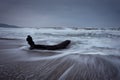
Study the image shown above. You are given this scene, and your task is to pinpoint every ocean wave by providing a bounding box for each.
[0,27,120,39]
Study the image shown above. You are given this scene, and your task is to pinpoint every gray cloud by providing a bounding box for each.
[0,0,120,27]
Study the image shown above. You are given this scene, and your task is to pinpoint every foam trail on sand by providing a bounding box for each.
[59,64,74,80]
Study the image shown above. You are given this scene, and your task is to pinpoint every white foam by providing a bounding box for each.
[1,27,120,59]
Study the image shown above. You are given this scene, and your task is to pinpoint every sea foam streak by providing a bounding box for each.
[0,27,120,56]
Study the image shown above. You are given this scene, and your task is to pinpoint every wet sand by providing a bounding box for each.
[0,38,120,80]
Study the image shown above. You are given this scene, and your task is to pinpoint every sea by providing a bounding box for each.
[1,26,120,80]
[0,27,120,56]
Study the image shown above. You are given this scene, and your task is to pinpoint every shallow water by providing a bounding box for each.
[0,27,120,55]
[0,27,120,62]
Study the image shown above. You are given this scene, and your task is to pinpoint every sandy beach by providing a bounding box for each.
[0,38,120,80]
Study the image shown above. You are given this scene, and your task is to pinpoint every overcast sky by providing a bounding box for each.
[0,0,120,27]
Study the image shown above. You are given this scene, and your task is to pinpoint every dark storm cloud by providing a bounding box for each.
[0,0,120,27]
